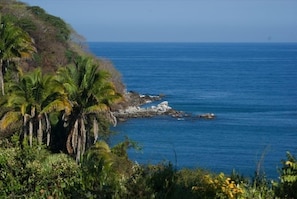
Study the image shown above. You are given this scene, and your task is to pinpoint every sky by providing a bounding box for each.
[23,0,297,42]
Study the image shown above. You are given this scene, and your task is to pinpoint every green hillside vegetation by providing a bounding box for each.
[0,0,123,89]
[0,1,296,198]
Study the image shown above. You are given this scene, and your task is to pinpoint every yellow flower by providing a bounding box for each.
[286,161,293,166]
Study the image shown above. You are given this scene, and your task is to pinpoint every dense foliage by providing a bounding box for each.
[0,1,296,198]
[1,139,297,198]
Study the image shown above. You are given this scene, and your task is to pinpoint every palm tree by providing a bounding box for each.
[0,14,36,95]
[56,56,122,162]
[0,68,71,146]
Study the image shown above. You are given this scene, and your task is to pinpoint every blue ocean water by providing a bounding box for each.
[88,42,297,178]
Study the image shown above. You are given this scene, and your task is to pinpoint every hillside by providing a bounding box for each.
[0,0,124,92]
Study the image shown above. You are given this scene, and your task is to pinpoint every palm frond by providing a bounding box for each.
[0,111,21,130]
[42,97,72,114]
[85,104,108,114]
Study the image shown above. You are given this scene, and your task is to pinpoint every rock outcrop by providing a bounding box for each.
[113,100,186,122]
[112,91,185,122]
[113,91,215,122]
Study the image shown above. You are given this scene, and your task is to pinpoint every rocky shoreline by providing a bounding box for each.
[113,91,215,122]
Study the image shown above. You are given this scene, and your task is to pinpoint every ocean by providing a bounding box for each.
[88,42,297,178]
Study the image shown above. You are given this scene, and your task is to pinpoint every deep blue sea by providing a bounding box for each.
[88,42,297,179]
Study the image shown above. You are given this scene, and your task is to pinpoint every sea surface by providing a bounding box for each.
[88,42,297,179]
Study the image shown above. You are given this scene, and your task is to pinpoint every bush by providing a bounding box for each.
[81,141,128,198]
[122,163,155,199]
[146,162,176,199]
[1,136,294,198]
[274,152,297,199]
[0,144,81,198]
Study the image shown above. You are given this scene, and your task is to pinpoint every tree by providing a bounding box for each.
[56,56,122,162]
[0,14,36,95]
[0,68,71,146]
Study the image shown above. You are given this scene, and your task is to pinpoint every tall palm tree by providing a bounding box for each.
[56,56,122,162]
[0,68,71,146]
[0,14,36,95]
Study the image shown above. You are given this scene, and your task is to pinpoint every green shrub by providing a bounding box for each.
[241,173,275,199]
[122,163,155,199]
[0,144,81,198]
[81,141,127,199]
[173,168,216,199]
[146,162,176,199]
[274,152,297,199]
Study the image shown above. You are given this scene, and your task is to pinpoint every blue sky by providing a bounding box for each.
[23,0,297,42]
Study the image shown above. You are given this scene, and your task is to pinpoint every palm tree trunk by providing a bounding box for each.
[45,113,51,146]
[76,133,81,163]
[80,118,86,156]
[0,59,4,95]
[29,107,36,147]
[72,119,79,153]
[93,118,98,144]
[109,111,117,127]
[37,115,43,145]
[66,130,74,154]
[29,120,33,146]
[23,114,29,143]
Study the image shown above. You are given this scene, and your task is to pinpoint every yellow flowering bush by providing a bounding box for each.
[192,172,244,199]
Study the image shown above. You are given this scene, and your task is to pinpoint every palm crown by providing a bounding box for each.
[57,56,122,162]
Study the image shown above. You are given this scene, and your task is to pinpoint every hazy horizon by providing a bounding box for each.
[23,0,297,43]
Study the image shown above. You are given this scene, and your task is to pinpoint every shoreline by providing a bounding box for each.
[113,91,215,122]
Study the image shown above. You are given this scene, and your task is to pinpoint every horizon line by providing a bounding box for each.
[86,41,297,44]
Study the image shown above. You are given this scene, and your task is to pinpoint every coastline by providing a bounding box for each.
[113,91,215,122]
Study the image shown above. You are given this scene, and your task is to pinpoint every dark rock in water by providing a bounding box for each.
[198,113,215,119]
[126,91,163,107]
